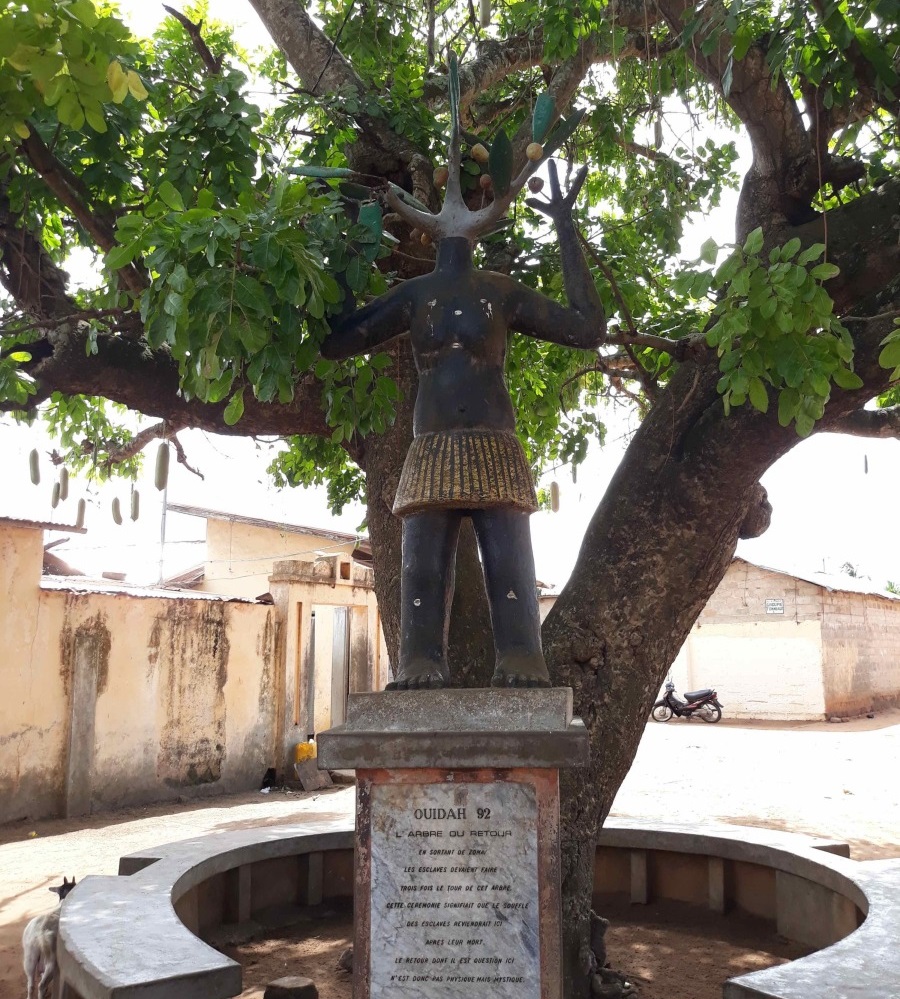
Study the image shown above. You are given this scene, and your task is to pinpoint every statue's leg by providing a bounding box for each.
[388,509,463,690]
[470,508,550,688]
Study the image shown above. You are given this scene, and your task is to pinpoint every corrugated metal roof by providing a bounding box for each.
[734,556,900,602]
[0,516,87,534]
[166,502,363,545]
[39,576,258,602]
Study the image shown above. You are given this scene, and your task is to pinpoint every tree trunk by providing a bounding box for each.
[542,357,798,996]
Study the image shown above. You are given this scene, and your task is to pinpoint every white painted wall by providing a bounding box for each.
[667,620,827,720]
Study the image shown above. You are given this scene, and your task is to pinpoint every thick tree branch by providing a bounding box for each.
[825,407,900,439]
[17,326,335,439]
[104,419,186,464]
[18,134,146,295]
[424,28,676,114]
[0,183,76,320]
[162,5,223,75]
[789,177,900,314]
[247,0,421,169]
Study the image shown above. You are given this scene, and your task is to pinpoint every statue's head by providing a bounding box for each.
[384,53,584,245]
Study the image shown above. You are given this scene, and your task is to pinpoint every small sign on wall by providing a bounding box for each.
[765,598,785,614]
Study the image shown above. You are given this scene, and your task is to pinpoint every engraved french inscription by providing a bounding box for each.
[370,781,540,999]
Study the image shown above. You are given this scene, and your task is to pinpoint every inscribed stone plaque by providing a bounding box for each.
[369,781,540,999]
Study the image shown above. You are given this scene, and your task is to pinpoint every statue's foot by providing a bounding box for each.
[490,654,551,689]
[386,660,450,690]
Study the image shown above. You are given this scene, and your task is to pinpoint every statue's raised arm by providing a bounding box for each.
[321,280,414,360]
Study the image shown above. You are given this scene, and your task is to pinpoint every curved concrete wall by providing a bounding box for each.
[57,819,900,999]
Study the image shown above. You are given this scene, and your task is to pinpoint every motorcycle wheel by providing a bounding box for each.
[700,703,722,723]
[651,705,673,722]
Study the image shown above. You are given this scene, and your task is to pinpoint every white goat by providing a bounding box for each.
[22,877,76,999]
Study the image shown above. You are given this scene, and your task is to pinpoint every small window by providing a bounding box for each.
[340,560,351,580]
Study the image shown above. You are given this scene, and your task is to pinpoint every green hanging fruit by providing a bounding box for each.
[112,497,123,525]
[131,489,140,522]
[59,467,69,501]
[29,449,40,485]
[75,498,86,529]
[155,442,170,491]
[51,482,60,509]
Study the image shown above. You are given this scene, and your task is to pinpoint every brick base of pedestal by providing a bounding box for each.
[317,689,587,999]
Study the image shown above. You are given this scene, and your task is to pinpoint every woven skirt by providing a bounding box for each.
[392,428,538,517]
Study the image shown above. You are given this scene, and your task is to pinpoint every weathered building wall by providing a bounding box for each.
[666,560,900,720]
[676,561,828,720]
[0,524,67,822]
[820,592,900,716]
[1,572,277,825]
[201,519,357,598]
[269,557,385,774]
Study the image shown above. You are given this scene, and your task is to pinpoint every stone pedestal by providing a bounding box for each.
[317,688,588,999]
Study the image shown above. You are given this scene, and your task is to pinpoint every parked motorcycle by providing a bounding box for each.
[652,682,723,723]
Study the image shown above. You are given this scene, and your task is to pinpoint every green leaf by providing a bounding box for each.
[233,274,273,318]
[157,181,185,212]
[699,237,718,265]
[743,227,764,255]
[237,318,268,353]
[748,377,769,413]
[448,50,460,134]
[760,296,778,319]
[345,255,369,294]
[105,243,136,270]
[797,243,826,265]
[810,262,840,281]
[489,128,513,196]
[532,92,555,142]
[833,368,864,390]
[168,263,189,293]
[543,107,586,159]
[777,388,800,427]
[223,389,244,426]
[733,23,754,60]
[878,340,900,370]
[795,413,814,438]
[780,237,801,261]
[357,203,383,263]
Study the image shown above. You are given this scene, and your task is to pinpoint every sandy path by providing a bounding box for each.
[610,708,900,861]
[3,709,898,996]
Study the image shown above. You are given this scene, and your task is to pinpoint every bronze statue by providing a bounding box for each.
[321,76,606,690]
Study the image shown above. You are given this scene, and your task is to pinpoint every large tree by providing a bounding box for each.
[1,0,898,993]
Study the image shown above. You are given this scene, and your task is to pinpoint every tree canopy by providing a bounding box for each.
[2,0,899,993]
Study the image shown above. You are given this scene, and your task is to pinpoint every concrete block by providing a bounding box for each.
[264,977,318,999]
[225,864,251,924]
[318,689,588,769]
[305,851,324,906]
[343,687,573,731]
[709,856,726,914]
[630,849,648,904]
[775,870,858,950]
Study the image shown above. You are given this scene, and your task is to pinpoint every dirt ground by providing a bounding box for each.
[226,898,810,999]
[3,709,898,998]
